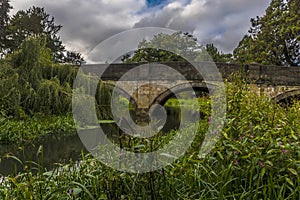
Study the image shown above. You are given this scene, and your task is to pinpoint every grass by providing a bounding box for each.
[0,75,299,199]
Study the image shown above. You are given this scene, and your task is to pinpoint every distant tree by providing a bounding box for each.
[122,32,233,63]
[234,0,300,66]
[0,0,12,55]
[5,6,84,65]
[62,51,85,66]
[200,43,233,63]
[122,32,202,63]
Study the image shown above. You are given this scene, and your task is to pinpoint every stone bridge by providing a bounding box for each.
[81,62,300,117]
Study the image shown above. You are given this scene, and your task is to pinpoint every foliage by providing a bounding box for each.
[3,6,84,64]
[0,35,77,117]
[9,34,51,89]
[35,78,72,115]
[203,43,233,63]
[0,114,75,143]
[0,75,299,199]
[122,32,233,63]
[0,60,23,117]
[122,32,202,63]
[0,33,112,118]
[0,0,12,55]
[234,0,300,66]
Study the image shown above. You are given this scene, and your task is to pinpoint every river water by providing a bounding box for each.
[0,107,186,175]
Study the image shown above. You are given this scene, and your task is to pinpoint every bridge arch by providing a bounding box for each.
[273,89,300,104]
[97,82,138,110]
[151,82,216,107]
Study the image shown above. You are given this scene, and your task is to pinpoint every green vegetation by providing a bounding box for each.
[122,31,233,63]
[234,0,300,66]
[164,96,210,113]
[0,76,299,199]
[0,35,76,117]
[0,114,75,144]
[0,0,299,198]
[0,35,111,143]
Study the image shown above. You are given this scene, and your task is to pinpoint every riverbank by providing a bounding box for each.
[0,83,299,198]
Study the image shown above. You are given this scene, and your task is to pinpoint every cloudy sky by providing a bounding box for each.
[11,0,271,59]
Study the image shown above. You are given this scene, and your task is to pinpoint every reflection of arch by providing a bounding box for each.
[98,82,138,109]
[151,82,216,106]
[273,89,300,104]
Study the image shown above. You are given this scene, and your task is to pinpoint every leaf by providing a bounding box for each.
[217,151,224,160]
[222,132,229,139]
[72,187,82,196]
[288,168,298,176]
[260,168,266,178]
[71,181,95,200]
[285,177,294,187]
[133,145,145,149]
[36,145,43,158]
[265,160,273,167]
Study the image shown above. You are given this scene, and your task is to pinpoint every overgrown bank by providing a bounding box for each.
[0,77,299,199]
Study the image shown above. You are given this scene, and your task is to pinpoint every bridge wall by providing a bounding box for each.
[84,62,300,85]
[82,62,300,113]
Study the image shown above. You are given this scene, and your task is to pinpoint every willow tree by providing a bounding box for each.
[9,34,52,90]
[0,60,23,117]
[5,35,75,115]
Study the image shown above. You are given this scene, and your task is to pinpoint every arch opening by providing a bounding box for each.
[273,89,300,107]
[150,82,214,133]
[95,81,137,121]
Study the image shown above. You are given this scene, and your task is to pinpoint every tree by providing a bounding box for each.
[122,32,233,63]
[62,51,85,66]
[234,0,300,66]
[6,7,61,55]
[202,43,233,63]
[5,6,84,65]
[9,34,52,90]
[122,32,202,63]
[0,0,12,55]
[3,35,74,116]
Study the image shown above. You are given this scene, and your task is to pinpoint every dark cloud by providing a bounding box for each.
[11,0,271,57]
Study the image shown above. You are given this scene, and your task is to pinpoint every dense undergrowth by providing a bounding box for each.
[0,114,75,144]
[0,75,299,199]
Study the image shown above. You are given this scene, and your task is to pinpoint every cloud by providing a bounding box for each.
[10,0,271,58]
[134,0,272,52]
[11,0,146,58]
